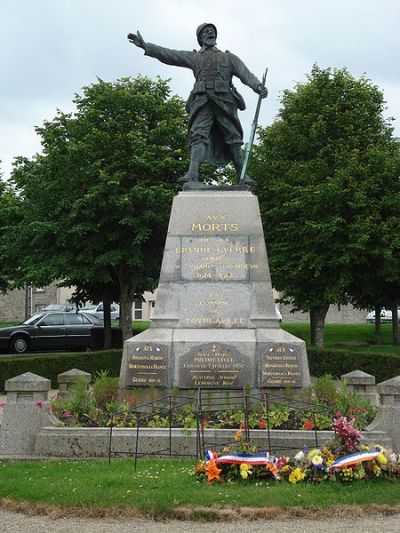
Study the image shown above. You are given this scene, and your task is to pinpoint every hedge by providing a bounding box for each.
[1,346,399,393]
[0,349,122,391]
[308,347,400,383]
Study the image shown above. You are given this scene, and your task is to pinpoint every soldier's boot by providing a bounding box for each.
[178,143,206,183]
[231,144,256,186]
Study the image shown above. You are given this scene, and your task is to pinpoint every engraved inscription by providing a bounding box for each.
[180,236,259,282]
[261,344,302,387]
[127,343,168,386]
[179,343,251,388]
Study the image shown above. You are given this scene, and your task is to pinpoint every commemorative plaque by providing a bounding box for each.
[178,342,251,388]
[125,343,169,387]
[260,344,302,387]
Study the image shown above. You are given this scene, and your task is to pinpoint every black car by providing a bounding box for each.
[0,312,104,354]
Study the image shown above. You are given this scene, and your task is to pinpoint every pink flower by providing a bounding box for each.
[0,402,5,408]
[332,416,361,451]
[36,401,43,408]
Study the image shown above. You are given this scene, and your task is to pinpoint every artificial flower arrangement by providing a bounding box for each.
[194,416,400,484]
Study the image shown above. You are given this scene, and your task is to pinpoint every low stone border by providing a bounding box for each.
[33,427,392,458]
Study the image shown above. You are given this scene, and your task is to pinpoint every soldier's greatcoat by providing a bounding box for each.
[144,42,262,165]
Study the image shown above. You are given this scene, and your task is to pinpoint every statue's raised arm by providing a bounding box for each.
[127,23,268,189]
[127,31,145,49]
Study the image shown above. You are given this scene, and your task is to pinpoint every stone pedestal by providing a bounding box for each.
[120,190,310,391]
[0,372,57,455]
[367,376,400,451]
[58,368,92,398]
[341,370,378,406]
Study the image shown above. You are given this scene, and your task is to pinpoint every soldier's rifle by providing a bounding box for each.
[240,67,268,181]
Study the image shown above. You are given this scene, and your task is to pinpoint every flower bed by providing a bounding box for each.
[49,373,376,431]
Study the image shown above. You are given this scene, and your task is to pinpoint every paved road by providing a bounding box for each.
[1,510,400,533]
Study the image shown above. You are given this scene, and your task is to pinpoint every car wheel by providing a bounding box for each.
[11,335,29,354]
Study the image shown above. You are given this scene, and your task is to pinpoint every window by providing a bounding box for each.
[133,301,142,320]
[39,314,64,326]
[64,314,85,325]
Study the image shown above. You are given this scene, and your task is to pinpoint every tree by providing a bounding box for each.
[252,65,400,346]
[8,76,189,341]
[0,167,20,294]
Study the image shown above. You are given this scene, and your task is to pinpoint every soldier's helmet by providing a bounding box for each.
[196,23,217,45]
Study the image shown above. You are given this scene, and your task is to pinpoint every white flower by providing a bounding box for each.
[389,453,398,464]
[312,455,323,466]
[294,451,304,462]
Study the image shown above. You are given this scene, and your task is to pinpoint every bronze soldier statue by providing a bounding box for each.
[128,23,268,187]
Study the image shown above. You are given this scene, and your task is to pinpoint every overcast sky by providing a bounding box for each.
[1,0,399,180]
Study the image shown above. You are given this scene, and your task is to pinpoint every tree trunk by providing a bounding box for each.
[374,305,381,345]
[119,265,135,342]
[309,303,330,347]
[391,301,399,346]
[102,292,112,350]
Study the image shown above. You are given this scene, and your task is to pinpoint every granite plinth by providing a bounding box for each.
[120,191,310,390]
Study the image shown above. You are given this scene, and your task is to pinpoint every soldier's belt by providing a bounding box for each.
[193,80,229,93]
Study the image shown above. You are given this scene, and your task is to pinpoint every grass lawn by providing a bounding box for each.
[282,323,400,355]
[0,458,399,516]
[0,321,19,328]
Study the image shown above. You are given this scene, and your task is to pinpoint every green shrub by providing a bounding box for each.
[52,377,100,426]
[308,347,400,383]
[0,349,122,391]
[92,370,120,409]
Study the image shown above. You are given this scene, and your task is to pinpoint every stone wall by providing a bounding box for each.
[279,303,367,324]
[0,282,68,321]
[33,427,392,458]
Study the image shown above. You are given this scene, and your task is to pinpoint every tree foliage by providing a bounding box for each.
[0,167,20,294]
[7,76,189,340]
[252,65,400,346]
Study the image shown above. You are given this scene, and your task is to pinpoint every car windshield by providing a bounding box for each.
[21,313,45,325]
[81,305,97,310]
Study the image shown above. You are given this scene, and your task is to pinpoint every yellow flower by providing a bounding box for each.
[377,453,387,465]
[371,463,382,477]
[194,461,205,474]
[307,448,320,461]
[359,444,370,451]
[235,428,243,441]
[289,468,306,484]
[240,463,253,479]
[321,448,335,467]
[353,465,366,480]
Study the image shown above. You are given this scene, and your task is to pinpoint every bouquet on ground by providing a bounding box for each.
[194,417,400,484]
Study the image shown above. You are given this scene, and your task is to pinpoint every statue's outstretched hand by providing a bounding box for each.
[257,85,268,98]
[128,31,145,49]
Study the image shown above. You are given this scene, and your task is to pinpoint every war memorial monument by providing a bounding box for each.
[119,24,310,393]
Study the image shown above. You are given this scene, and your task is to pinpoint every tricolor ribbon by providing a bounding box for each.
[205,450,281,479]
[326,450,380,472]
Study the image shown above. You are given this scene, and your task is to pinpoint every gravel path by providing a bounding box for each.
[1,510,400,533]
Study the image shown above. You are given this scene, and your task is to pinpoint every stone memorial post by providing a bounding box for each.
[368,376,400,452]
[0,372,57,455]
[341,370,378,406]
[57,368,92,398]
